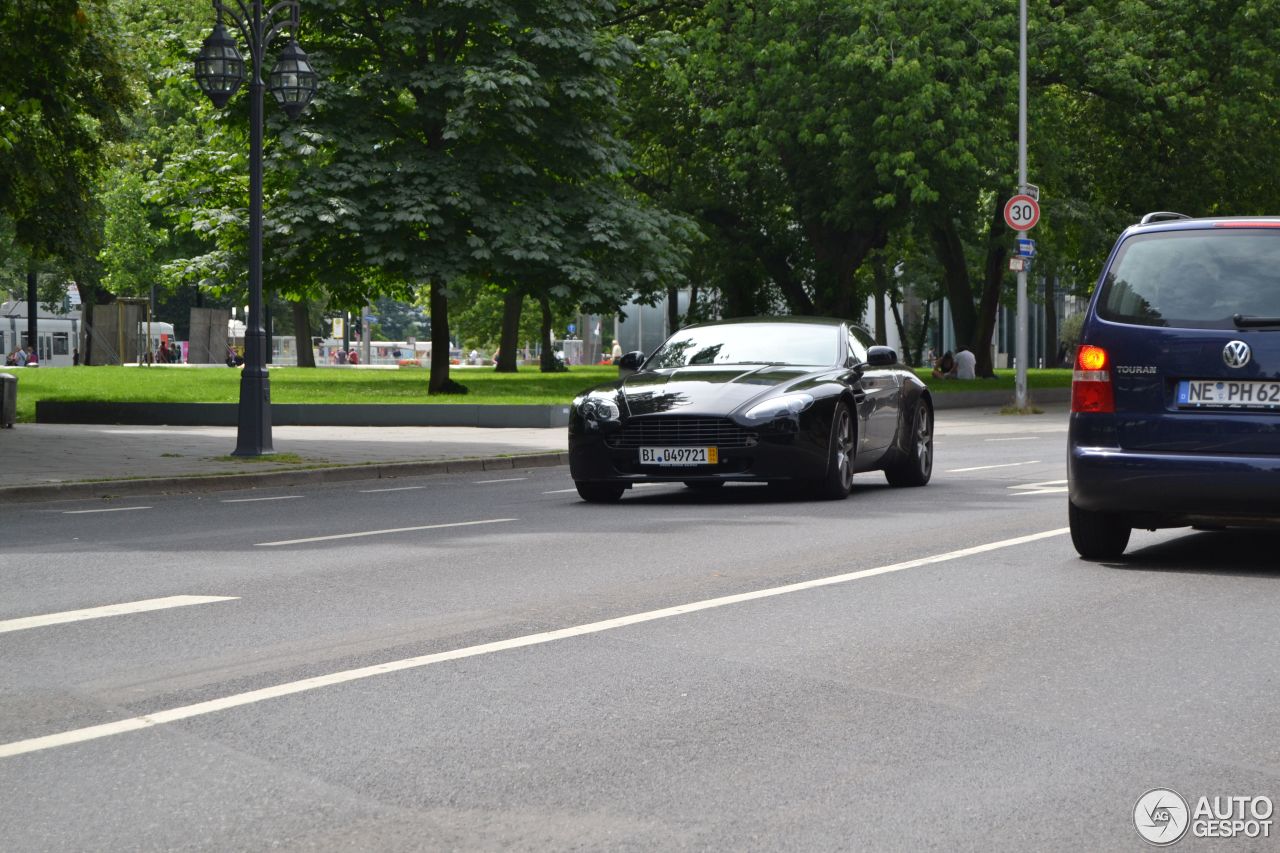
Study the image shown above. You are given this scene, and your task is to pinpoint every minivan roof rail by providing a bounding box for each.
[1139,211,1193,225]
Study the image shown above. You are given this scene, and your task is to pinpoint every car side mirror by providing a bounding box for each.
[866,346,897,367]
[617,351,646,373]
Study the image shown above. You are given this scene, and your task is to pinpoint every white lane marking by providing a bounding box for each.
[358,486,426,494]
[947,461,1041,473]
[0,528,1068,759]
[0,596,238,635]
[255,518,517,547]
[985,437,1040,442]
[544,482,678,496]
[473,477,527,484]
[221,496,304,504]
[62,506,152,515]
[1010,479,1069,496]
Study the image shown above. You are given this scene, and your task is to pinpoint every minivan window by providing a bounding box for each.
[1098,229,1280,329]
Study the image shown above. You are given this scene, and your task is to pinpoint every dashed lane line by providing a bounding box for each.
[62,506,152,515]
[0,596,238,635]
[221,496,304,503]
[0,527,1069,759]
[1009,479,1069,496]
[358,486,426,494]
[946,461,1041,473]
[255,518,517,547]
[473,478,528,484]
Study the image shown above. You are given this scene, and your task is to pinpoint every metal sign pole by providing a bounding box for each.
[1015,0,1029,409]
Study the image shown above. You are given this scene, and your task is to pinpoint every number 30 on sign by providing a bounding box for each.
[1003,194,1040,231]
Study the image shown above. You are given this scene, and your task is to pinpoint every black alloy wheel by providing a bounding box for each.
[885,399,933,487]
[816,401,855,500]
[1068,500,1131,559]
[575,481,626,503]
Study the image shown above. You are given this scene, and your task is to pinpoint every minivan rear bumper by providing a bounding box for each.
[1069,444,1280,523]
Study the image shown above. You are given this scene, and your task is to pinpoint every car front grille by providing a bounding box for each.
[605,416,758,449]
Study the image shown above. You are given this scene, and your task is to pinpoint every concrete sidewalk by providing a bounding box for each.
[0,400,1069,504]
[0,423,569,503]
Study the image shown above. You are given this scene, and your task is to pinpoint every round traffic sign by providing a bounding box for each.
[1003,194,1040,231]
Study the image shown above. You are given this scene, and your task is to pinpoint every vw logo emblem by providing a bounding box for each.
[1224,340,1252,368]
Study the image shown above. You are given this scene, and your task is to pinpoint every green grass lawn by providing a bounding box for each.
[7,364,1073,422]
[911,367,1073,393]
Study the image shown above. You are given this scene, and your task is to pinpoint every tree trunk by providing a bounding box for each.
[687,280,700,325]
[1044,270,1059,367]
[292,299,316,367]
[889,299,910,364]
[538,295,563,372]
[809,234,857,318]
[429,281,465,394]
[972,195,1011,377]
[496,287,521,372]
[26,269,37,358]
[929,216,978,351]
[666,285,679,332]
[871,260,888,345]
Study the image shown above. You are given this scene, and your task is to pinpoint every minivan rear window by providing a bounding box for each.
[1097,229,1280,329]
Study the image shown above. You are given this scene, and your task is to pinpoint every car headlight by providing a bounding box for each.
[743,393,814,422]
[577,396,620,422]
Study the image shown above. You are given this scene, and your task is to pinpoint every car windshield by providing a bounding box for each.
[1098,229,1280,329]
[644,323,839,369]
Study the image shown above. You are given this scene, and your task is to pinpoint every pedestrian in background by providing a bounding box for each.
[931,351,954,379]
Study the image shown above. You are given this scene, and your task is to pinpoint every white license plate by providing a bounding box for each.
[1178,380,1280,408]
[639,446,718,466]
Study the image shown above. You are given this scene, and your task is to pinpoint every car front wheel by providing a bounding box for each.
[1068,500,1131,559]
[815,401,855,500]
[575,481,625,503]
[884,399,933,487]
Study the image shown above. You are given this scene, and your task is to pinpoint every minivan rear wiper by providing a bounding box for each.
[1232,314,1280,328]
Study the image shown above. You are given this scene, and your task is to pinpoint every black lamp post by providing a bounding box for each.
[195,0,317,455]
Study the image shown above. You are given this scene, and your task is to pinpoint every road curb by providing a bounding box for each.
[930,387,1069,409]
[0,452,570,505]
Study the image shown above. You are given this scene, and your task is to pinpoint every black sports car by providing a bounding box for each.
[569,317,934,502]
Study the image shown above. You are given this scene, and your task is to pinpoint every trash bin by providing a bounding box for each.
[0,373,15,428]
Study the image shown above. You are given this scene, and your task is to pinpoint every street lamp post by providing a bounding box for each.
[194,0,317,456]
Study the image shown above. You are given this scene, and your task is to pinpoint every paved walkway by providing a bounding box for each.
[0,423,568,503]
[0,404,1069,503]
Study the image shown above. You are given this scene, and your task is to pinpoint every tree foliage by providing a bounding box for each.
[0,0,132,270]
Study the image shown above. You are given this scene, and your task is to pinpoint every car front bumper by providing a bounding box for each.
[569,431,829,483]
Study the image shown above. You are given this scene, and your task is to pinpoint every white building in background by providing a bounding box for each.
[583,282,1085,369]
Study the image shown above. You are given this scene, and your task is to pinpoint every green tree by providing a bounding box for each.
[277,0,692,390]
[1,0,132,355]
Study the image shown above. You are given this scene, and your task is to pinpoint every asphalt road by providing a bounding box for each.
[3,406,1278,851]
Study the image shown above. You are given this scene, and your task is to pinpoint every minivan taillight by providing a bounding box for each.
[1071,344,1114,413]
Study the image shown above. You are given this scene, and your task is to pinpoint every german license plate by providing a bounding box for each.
[1177,380,1280,408]
[639,447,718,466]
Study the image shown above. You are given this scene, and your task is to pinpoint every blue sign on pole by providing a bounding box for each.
[1016,238,1036,257]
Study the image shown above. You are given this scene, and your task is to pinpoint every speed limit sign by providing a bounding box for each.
[1003,194,1040,231]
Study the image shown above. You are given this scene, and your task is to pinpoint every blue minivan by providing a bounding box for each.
[1068,213,1280,559]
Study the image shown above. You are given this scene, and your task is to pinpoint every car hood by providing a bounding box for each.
[620,365,812,416]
